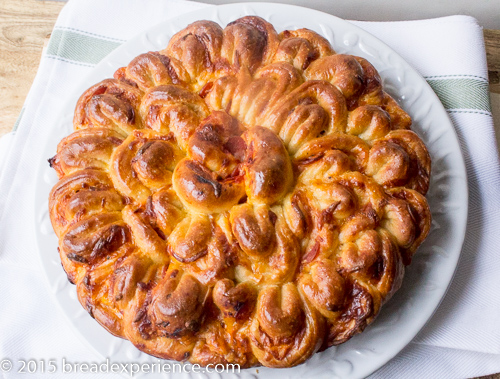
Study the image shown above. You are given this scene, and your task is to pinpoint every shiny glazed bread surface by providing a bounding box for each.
[48,17,431,368]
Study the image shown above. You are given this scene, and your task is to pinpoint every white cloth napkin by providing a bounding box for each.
[1,0,499,378]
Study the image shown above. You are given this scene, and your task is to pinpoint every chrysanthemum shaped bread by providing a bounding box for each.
[48,16,431,368]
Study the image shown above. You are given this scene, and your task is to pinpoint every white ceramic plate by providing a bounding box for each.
[34,3,468,378]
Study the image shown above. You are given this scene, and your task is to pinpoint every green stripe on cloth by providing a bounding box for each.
[426,78,491,113]
[46,29,122,65]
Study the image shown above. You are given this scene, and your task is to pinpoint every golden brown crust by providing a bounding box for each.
[49,16,431,369]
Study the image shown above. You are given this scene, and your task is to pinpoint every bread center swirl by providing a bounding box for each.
[48,16,431,369]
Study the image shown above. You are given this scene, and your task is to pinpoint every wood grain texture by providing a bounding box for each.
[485,29,500,94]
[0,4,499,376]
[0,0,64,136]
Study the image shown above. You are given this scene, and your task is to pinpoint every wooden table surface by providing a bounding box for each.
[0,1,499,378]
